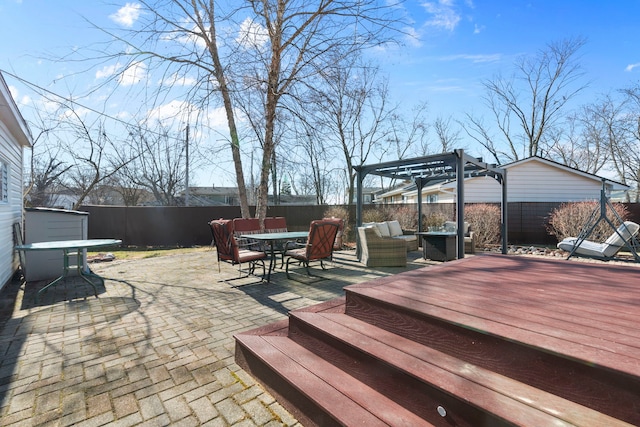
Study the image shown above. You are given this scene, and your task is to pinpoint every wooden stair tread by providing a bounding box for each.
[346,285,640,377]
[290,311,631,427]
[236,333,434,427]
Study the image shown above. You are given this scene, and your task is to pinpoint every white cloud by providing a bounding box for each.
[625,63,640,72]
[162,73,197,87]
[473,24,485,34]
[119,62,147,86]
[96,63,122,79]
[109,3,142,27]
[403,26,423,48]
[422,0,461,31]
[146,100,193,123]
[236,17,269,49]
[440,53,501,63]
[8,85,19,101]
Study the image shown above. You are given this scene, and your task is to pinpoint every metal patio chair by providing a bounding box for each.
[208,219,266,280]
[284,219,340,278]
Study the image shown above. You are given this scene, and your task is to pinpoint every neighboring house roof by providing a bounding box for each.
[378,156,630,203]
[0,72,32,147]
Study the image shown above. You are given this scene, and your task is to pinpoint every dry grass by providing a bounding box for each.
[88,245,210,261]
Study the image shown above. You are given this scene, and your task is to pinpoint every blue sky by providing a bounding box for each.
[2,0,640,186]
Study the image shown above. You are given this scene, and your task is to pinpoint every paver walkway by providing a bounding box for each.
[0,248,433,426]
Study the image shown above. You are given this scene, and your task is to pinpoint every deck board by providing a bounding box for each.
[347,255,640,377]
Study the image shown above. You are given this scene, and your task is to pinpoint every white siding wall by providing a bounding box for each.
[504,161,603,202]
[0,121,24,291]
[448,160,604,203]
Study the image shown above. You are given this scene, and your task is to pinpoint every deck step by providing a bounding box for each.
[344,282,640,423]
[235,256,640,426]
[235,333,435,427]
[286,310,629,427]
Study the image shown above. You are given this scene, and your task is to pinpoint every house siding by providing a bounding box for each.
[400,159,611,204]
[0,121,24,291]
[508,161,605,202]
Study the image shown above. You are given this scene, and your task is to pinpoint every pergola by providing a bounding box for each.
[354,149,508,259]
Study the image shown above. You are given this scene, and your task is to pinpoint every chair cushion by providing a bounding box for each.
[284,247,308,260]
[237,249,267,262]
[387,220,403,237]
[558,238,608,258]
[375,222,391,237]
[604,221,640,246]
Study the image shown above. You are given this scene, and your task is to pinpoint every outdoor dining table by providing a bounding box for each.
[15,238,122,300]
[240,231,308,282]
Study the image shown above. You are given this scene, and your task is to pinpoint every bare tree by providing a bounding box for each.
[119,126,188,206]
[93,0,400,220]
[51,105,134,209]
[432,115,463,153]
[386,101,430,159]
[26,155,72,208]
[615,85,640,200]
[464,37,588,163]
[551,94,622,174]
[301,57,394,205]
[287,115,334,204]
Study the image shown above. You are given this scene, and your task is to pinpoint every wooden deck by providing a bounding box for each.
[235,254,640,426]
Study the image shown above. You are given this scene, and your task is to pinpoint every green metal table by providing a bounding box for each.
[15,238,122,300]
[240,231,308,282]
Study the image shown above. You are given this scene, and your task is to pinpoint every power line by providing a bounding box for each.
[0,68,185,141]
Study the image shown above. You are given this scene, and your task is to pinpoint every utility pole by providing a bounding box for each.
[185,124,190,206]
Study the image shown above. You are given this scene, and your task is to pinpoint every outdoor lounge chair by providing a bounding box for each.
[284,219,340,278]
[209,219,267,279]
[557,221,640,259]
[357,226,407,267]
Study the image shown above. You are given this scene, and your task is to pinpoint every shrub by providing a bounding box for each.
[390,205,419,230]
[422,212,448,230]
[362,208,386,223]
[465,204,501,247]
[547,201,629,242]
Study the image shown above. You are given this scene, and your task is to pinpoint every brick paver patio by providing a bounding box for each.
[0,248,433,426]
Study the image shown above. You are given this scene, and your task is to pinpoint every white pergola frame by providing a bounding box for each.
[354,149,508,259]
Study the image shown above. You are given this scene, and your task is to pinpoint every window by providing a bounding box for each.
[0,158,8,203]
[426,194,438,204]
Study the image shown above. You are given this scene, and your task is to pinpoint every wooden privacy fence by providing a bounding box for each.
[79,203,640,247]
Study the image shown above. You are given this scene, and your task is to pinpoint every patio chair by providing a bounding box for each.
[232,217,262,251]
[557,221,640,259]
[264,217,288,233]
[443,221,477,253]
[283,219,340,278]
[208,219,267,280]
[323,217,345,250]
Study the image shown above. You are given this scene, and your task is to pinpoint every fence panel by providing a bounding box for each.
[79,203,639,247]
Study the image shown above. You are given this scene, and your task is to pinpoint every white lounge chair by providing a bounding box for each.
[557,221,640,259]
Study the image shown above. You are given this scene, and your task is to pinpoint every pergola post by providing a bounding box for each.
[355,167,364,227]
[455,149,465,259]
[501,169,508,254]
[416,177,424,233]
